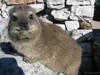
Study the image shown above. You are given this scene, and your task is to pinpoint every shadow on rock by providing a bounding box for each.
[0,58,25,75]
[92,29,100,73]
[76,31,94,75]
[0,42,25,57]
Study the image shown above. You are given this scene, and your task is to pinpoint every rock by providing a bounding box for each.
[0,18,10,42]
[0,51,60,75]
[46,0,65,9]
[0,18,64,75]
[70,30,83,40]
[80,43,92,57]
[65,21,79,31]
[0,18,9,32]
[1,4,7,12]
[29,3,44,13]
[79,43,93,74]
[93,29,100,72]
[51,9,70,21]
[66,0,91,5]
[69,13,78,20]
[0,58,24,75]
[75,5,94,18]
[0,16,2,21]
[55,24,66,31]
[2,12,9,18]
[90,0,95,5]
[71,5,78,14]
[0,4,10,18]
[0,10,1,15]
[71,29,93,40]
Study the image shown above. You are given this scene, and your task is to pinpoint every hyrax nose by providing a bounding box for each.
[19,20,29,30]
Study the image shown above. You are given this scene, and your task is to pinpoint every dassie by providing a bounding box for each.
[8,5,81,75]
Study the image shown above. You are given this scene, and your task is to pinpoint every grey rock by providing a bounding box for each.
[0,18,10,42]
[1,4,10,18]
[79,42,93,73]
[51,9,70,21]
[90,0,95,5]
[69,13,78,20]
[2,12,9,18]
[66,0,91,5]
[0,11,1,15]
[0,16,64,75]
[75,5,94,18]
[0,52,60,75]
[0,16,2,21]
[1,4,7,12]
[46,0,65,9]
[65,21,79,31]
[93,37,100,71]
[29,3,44,13]
[71,30,93,40]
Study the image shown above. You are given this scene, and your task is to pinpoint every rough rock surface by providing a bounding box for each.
[75,6,94,18]
[0,0,95,31]
[66,0,92,5]
[51,9,70,21]
[0,14,65,75]
[71,30,93,40]
[46,0,65,9]
[0,50,60,75]
[65,21,79,31]
[0,0,97,75]
[29,3,44,13]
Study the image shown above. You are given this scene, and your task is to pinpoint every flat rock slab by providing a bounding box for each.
[65,21,79,31]
[29,3,44,13]
[75,5,94,18]
[66,0,95,5]
[0,49,60,75]
[71,29,93,40]
[46,0,65,9]
[51,9,70,21]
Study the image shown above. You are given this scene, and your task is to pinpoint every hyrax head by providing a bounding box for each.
[8,5,41,41]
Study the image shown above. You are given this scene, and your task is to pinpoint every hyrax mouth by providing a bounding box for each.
[9,27,33,40]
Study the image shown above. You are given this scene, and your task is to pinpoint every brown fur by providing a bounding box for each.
[8,5,81,75]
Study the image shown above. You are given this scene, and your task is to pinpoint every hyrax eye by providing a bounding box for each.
[12,16,18,21]
[29,14,33,20]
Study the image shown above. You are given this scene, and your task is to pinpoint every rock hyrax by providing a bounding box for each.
[8,5,81,75]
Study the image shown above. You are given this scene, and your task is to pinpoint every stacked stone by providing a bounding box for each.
[0,1,97,75]
[45,0,95,31]
[0,0,95,31]
[0,0,44,18]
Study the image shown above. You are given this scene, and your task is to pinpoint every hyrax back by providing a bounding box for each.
[8,5,81,75]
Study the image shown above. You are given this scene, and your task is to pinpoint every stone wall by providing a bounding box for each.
[0,0,95,31]
[0,1,98,75]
